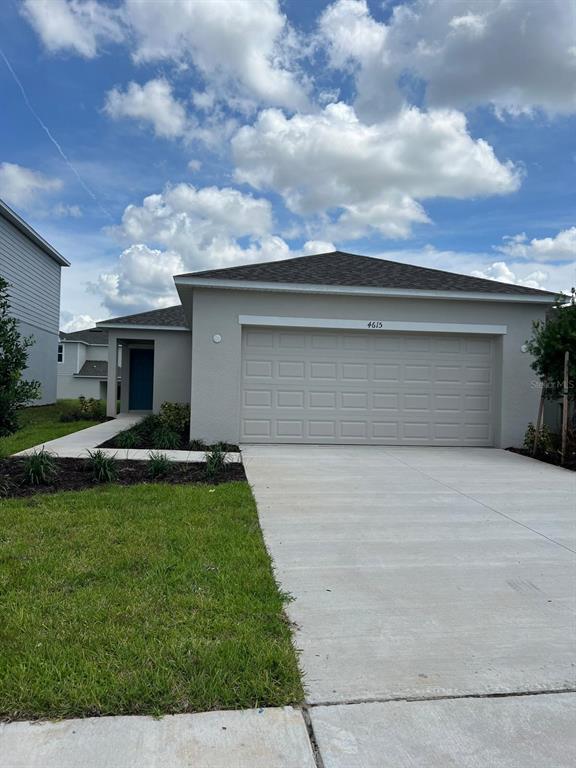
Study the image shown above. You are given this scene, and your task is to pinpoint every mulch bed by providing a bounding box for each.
[507,447,576,472]
[0,457,246,499]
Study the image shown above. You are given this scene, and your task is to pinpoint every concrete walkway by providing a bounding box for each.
[13,414,143,458]
[0,707,316,768]
[242,445,576,766]
[13,415,241,462]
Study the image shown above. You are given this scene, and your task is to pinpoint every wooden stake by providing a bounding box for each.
[561,350,570,465]
[532,392,545,456]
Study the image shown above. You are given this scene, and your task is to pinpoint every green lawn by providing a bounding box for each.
[0,401,100,458]
[0,482,303,720]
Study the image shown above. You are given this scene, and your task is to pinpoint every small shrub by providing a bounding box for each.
[83,398,106,421]
[87,449,118,483]
[59,397,106,423]
[116,429,138,449]
[159,402,190,434]
[0,473,12,498]
[188,438,207,451]
[147,451,172,479]
[523,422,555,455]
[204,446,227,480]
[151,425,181,450]
[0,275,40,437]
[213,441,238,453]
[22,449,58,485]
[135,415,163,443]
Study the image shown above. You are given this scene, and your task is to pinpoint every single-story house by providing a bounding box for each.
[97,251,556,447]
[57,327,121,401]
[0,198,70,404]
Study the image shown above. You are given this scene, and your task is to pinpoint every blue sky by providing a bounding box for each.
[1,0,575,330]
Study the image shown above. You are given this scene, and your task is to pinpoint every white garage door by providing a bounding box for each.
[240,328,498,445]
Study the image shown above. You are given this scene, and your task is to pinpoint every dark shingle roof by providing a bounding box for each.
[97,305,187,328]
[76,360,108,378]
[60,328,109,344]
[178,251,556,298]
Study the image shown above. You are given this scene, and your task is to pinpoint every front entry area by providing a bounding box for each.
[240,327,498,445]
[128,347,154,411]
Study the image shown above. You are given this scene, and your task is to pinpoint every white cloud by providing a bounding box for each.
[90,244,185,315]
[471,261,548,290]
[0,162,62,207]
[22,0,123,58]
[60,311,101,332]
[123,0,308,111]
[232,103,520,239]
[318,0,576,119]
[104,79,188,139]
[120,183,273,247]
[91,183,283,313]
[24,0,308,111]
[89,183,338,313]
[319,0,399,118]
[52,203,82,218]
[495,228,576,262]
[303,240,336,255]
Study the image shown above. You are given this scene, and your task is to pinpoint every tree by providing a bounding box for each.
[0,276,40,436]
[527,293,576,408]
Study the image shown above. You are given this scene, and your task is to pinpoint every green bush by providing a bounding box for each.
[22,449,58,485]
[159,402,190,435]
[87,449,118,483]
[204,446,227,480]
[147,451,172,479]
[151,425,181,450]
[116,429,138,449]
[59,397,106,423]
[188,438,207,451]
[134,415,162,443]
[523,422,555,455]
[0,276,40,436]
[0,473,12,498]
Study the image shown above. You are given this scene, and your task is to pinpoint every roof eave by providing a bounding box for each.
[96,322,189,331]
[0,199,70,266]
[173,276,556,304]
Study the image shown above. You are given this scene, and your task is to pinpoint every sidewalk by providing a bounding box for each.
[13,415,241,463]
[13,414,143,458]
[0,707,316,768]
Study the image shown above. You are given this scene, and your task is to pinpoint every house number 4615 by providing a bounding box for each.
[366,321,383,329]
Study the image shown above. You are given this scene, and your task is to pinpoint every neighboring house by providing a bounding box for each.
[0,199,70,405]
[57,327,120,401]
[98,251,556,447]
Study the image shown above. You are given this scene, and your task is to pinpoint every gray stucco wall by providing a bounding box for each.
[106,329,192,415]
[0,215,62,405]
[57,342,109,400]
[188,287,548,447]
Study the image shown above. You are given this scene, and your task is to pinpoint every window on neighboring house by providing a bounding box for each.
[57,344,64,363]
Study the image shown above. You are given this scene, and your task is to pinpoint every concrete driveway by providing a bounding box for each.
[242,446,576,767]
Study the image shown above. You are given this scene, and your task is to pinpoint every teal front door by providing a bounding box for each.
[129,348,154,410]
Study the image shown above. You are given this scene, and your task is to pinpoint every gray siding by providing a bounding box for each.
[0,214,63,405]
[18,321,58,405]
[0,215,61,334]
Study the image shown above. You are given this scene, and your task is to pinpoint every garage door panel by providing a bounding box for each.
[276,420,303,438]
[241,328,497,445]
[277,390,304,408]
